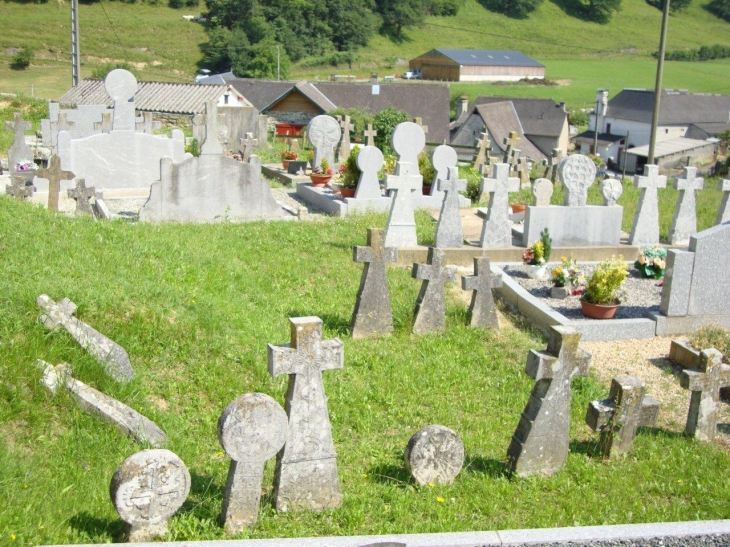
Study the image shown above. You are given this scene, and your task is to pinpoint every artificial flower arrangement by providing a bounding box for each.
[634,245,667,279]
[15,159,36,171]
[281,150,298,161]
[550,256,585,295]
[312,158,333,176]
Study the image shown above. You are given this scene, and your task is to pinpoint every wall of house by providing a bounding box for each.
[264,110,316,126]
[591,115,689,147]
[459,65,545,82]
[625,142,717,174]
[529,135,561,157]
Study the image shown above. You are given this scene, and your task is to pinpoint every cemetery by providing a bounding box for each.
[2,70,730,546]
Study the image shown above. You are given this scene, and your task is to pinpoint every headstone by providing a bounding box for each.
[543,148,562,182]
[430,145,458,199]
[94,190,111,220]
[67,178,95,216]
[473,131,491,173]
[517,156,531,186]
[267,317,344,512]
[434,166,466,248]
[55,112,76,135]
[717,179,730,225]
[257,114,271,149]
[240,132,258,162]
[43,103,113,148]
[628,165,667,245]
[364,124,377,147]
[34,154,75,211]
[135,112,162,135]
[412,247,457,334]
[532,178,553,207]
[354,146,384,200]
[337,115,353,163]
[195,101,224,156]
[391,122,426,179]
[586,375,660,458]
[404,425,464,486]
[669,166,704,246]
[5,176,34,201]
[461,257,502,329]
[502,131,520,164]
[559,155,597,206]
[36,360,167,447]
[508,148,521,175]
[507,326,591,477]
[307,115,341,169]
[110,449,190,542]
[384,161,422,248]
[351,228,398,338]
[106,69,137,130]
[38,294,134,382]
[478,163,520,248]
[218,393,288,532]
[288,138,301,156]
[600,177,623,206]
[679,349,730,442]
[5,113,33,174]
[94,112,113,134]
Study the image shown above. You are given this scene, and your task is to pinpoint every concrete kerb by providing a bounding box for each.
[40,520,730,547]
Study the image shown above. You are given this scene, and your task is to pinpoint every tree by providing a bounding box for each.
[200,26,232,73]
[373,106,409,155]
[375,0,426,39]
[10,47,34,70]
[482,0,542,18]
[327,0,376,51]
[707,0,730,22]
[232,37,290,79]
[645,0,692,13]
[585,0,621,23]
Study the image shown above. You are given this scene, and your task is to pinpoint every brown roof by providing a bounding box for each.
[474,96,566,138]
[475,102,546,161]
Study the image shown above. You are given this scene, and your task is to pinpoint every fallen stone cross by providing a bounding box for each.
[384,161,421,248]
[35,154,75,211]
[434,166,466,248]
[679,348,730,442]
[461,256,502,329]
[404,424,464,486]
[628,164,667,245]
[93,189,111,220]
[669,166,704,246]
[67,178,95,216]
[478,163,519,248]
[412,247,457,334]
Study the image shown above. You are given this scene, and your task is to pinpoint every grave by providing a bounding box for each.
[364,124,377,147]
[428,145,457,199]
[586,375,660,459]
[41,102,113,149]
[717,179,730,225]
[384,161,421,248]
[308,115,341,169]
[507,326,591,477]
[110,449,190,542]
[5,176,34,201]
[668,166,703,246]
[404,425,464,486]
[599,177,623,206]
[34,154,75,211]
[5,113,34,175]
[67,178,95,216]
[478,163,520,248]
[560,154,596,206]
[136,112,162,135]
[679,349,730,442]
[240,132,258,162]
[461,256,502,329]
[628,165,667,246]
[434,167,467,248]
[532,178,553,207]
[412,247,457,334]
[351,228,398,339]
[218,392,288,532]
[473,131,491,174]
[337,115,353,163]
[267,316,344,512]
[257,114,271,149]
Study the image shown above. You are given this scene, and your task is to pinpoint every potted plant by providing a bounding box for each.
[510,187,532,213]
[333,146,360,198]
[420,151,436,195]
[634,244,667,280]
[281,150,297,170]
[522,229,551,279]
[580,256,629,319]
[310,158,333,186]
[549,256,585,299]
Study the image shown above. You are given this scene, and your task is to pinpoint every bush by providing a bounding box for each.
[689,323,730,362]
[582,256,628,305]
[419,151,436,185]
[327,108,374,145]
[338,146,361,189]
[91,62,139,79]
[569,109,589,127]
[656,44,730,62]
[373,106,409,156]
[10,47,34,70]
[707,0,730,22]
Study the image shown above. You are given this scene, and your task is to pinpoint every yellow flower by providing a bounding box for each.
[23,484,27,489]
[428,482,434,488]
[560,256,567,262]
[11,534,16,541]
[654,258,665,269]
[436,496,444,503]
[362,473,368,478]
[554,267,563,275]
[638,255,646,265]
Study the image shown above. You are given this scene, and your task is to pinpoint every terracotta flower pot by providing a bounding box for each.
[580,300,619,319]
[422,184,432,196]
[282,159,290,170]
[310,174,332,187]
[511,204,526,214]
[339,187,356,198]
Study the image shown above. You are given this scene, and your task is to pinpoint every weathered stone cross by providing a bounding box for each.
[67,178,95,216]
[461,256,502,329]
[267,316,344,512]
[337,115,354,163]
[543,148,562,182]
[35,154,75,211]
[363,123,377,147]
[5,112,33,172]
[473,131,491,173]
[679,348,730,442]
[668,166,704,246]
[507,326,591,477]
[502,131,520,163]
[434,166,467,248]
[351,228,398,338]
[628,164,667,245]
[586,375,660,459]
[53,112,76,134]
[193,101,223,155]
[240,132,258,161]
[93,112,113,133]
[412,247,457,334]
[384,161,422,248]
[718,179,730,225]
[479,163,520,248]
[5,176,34,200]
[135,112,162,134]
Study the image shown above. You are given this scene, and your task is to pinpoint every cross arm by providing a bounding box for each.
[267,343,295,377]
[585,397,614,432]
[524,350,557,381]
[320,338,345,371]
[680,369,707,392]
[353,246,372,263]
[639,394,660,427]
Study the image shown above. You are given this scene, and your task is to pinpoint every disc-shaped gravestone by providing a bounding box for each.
[355,146,385,199]
[391,122,425,173]
[218,392,288,462]
[430,145,458,197]
[110,449,190,542]
[559,155,597,206]
[105,69,137,102]
[404,425,464,485]
[600,177,623,206]
[532,178,553,207]
[307,115,341,169]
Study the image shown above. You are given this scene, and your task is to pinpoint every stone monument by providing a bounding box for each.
[337,115,353,163]
[412,247,457,334]
[559,154,597,206]
[429,145,458,199]
[461,257,502,329]
[5,176,34,201]
[355,146,385,200]
[531,178,553,207]
[668,166,704,246]
[478,163,519,248]
[67,178,95,216]
[434,167,466,248]
[363,124,377,147]
[404,425,464,486]
[679,349,730,442]
[717,179,730,225]
[35,154,75,211]
[5,112,33,175]
[307,115,341,169]
[599,177,623,206]
[628,165,667,245]
[384,162,421,248]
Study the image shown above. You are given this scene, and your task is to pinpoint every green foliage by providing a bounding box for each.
[425,0,464,15]
[645,0,692,12]
[185,137,200,157]
[633,244,667,279]
[656,44,730,61]
[582,256,629,305]
[480,0,543,18]
[0,96,48,156]
[10,47,34,70]
[375,0,427,39]
[569,108,589,127]
[90,62,140,80]
[338,145,361,188]
[707,0,730,22]
[419,151,436,185]
[510,186,532,205]
[168,0,198,8]
[689,323,730,362]
[584,0,622,23]
[328,108,375,143]
[540,227,552,263]
[373,106,409,156]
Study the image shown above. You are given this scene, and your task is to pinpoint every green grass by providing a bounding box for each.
[1,196,729,545]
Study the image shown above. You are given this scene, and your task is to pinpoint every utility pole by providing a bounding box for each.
[648,0,671,164]
[71,0,80,87]
[276,45,280,81]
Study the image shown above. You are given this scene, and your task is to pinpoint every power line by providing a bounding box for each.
[97,0,126,52]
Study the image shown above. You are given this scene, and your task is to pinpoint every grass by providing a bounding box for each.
[1,192,729,545]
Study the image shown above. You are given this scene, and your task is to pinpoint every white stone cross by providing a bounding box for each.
[461,256,502,329]
[429,144,458,198]
[384,161,422,248]
[679,349,730,442]
[434,166,467,248]
[412,247,457,334]
[354,145,384,199]
[479,163,520,248]
[363,124,377,147]
[105,69,137,131]
[628,164,667,245]
[240,132,258,161]
[717,179,730,225]
[669,166,704,246]
[391,122,426,178]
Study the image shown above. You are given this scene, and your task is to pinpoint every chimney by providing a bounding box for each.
[455,95,469,120]
[371,73,378,84]
[596,89,609,116]
[559,102,566,111]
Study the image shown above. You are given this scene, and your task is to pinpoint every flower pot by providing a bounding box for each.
[511,204,526,214]
[282,159,290,170]
[524,264,547,279]
[339,187,356,198]
[580,300,619,319]
[310,174,332,187]
[422,184,432,196]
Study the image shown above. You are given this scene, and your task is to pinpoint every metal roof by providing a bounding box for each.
[434,49,544,68]
[607,89,730,125]
[626,137,715,158]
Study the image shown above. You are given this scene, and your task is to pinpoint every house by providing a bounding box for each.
[409,49,545,82]
[626,138,719,174]
[450,96,570,162]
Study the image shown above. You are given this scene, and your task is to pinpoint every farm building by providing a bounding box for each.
[409,49,545,82]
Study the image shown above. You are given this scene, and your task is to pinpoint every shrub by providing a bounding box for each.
[91,62,139,79]
[582,256,629,305]
[338,146,361,189]
[689,323,730,362]
[11,47,34,70]
[419,151,436,185]
[373,107,409,156]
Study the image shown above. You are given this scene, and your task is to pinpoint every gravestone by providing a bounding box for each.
[94,190,111,220]
[532,178,553,207]
[502,131,520,164]
[218,393,288,531]
[195,101,224,155]
[384,161,421,248]
[543,148,562,182]
[5,113,33,174]
[508,148,521,177]
[307,115,341,169]
[34,155,75,211]
[337,115,353,163]
[679,349,730,442]
[461,257,502,329]
[404,425,464,486]
[669,166,704,246]
[257,114,270,149]
[42,102,113,148]
[5,176,34,201]
[412,247,457,334]
[110,449,190,542]
[94,112,113,134]
[517,156,531,186]
[586,375,660,458]
[507,326,591,477]
[429,145,458,199]
[434,167,466,248]
[559,155,597,206]
[55,113,76,136]
[392,122,426,181]
[628,165,667,245]
[717,179,730,225]
[267,317,344,512]
[364,124,377,147]
[289,138,301,156]
[240,132,258,162]
[36,360,167,447]
[478,163,519,248]
[135,112,162,135]
[473,131,491,174]
[67,178,95,216]
[351,228,398,338]
[599,177,623,206]
[38,294,134,382]
[355,146,384,200]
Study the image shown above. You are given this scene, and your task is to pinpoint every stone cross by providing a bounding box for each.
[135,112,162,134]
[240,132,258,162]
[508,148,521,174]
[307,115,341,169]
[218,393,288,532]
[412,117,428,136]
[354,146,384,199]
[35,154,75,211]
[110,449,190,542]
[404,425,464,486]
[5,176,34,200]
[434,166,466,248]
[257,114,270,149]
[599,177,623,206]
[430,145,458,199]
[502,131,520,163]
[5,112,33,173]
[473,131,491,173]
[559,154,597,206]
[543,148,562,182]
[531,178,553,207]
[38,294,134,382]
[461,256,502,329]
[105,69,137,131]
[679,348,730,442]
[507,326,591,477]
[288,137,301,156]
[384,161,422,248]
[412,247,457,334]
[669,166,704,246]
[194,101,223,156]
[337,115,353,163]
[479,163,520,248]
[628,165,667,245]
[586,375,660,459]
[67,178,95,216]
[93,112,113,133]
[94,190,111,220]
[392,122,426,179]
[717,179,730,225]
[517,156,531,185]
[267,317,344,512]
[363,124,377,147]
[351,228,398,338]
[54,112,76,134]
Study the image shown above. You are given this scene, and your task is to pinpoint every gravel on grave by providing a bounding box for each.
[502,264,663,320]
[507,535,730,547]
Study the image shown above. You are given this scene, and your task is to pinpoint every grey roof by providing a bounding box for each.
[196,71,234,85]
[474,102,546,161]
[434,49,544,68]
[688,122,730,135]
[293,82,337,111]
[474,96,566,137]
[607,89,730,125]
[58,79,233,114]
[627,137,714,158]
[228,79,299,111]
[574,131,626,145]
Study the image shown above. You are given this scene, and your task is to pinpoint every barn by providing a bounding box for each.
[409,49,545,82]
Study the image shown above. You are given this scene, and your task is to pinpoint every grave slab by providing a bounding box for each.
[522,205,623,247]
[404,425,464,485]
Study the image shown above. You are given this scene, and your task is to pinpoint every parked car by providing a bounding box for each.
[402,70,422,80]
